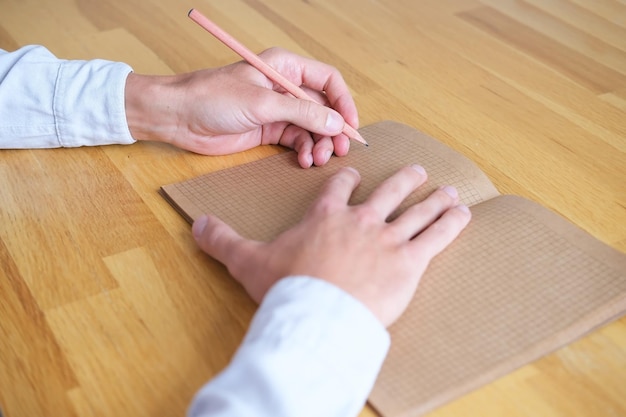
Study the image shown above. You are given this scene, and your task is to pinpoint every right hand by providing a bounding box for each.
[125,47,358,168]
[192,165,471,327]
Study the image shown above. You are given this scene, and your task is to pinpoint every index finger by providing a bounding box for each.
[262,48,359,130]
[306,167,361,217]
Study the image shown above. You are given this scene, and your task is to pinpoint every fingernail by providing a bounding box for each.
[192,215,209,239]
[324,150,333,163]
[305,153,313,168]
[325,111,344,132]
[345,166,359,176]
[342,166,361,180]
[456,204,470,214]
[411,164,426,175]
[440,185,458,199]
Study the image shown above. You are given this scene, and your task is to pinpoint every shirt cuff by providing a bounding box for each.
[54,58,135,147]
[189,276,390,417]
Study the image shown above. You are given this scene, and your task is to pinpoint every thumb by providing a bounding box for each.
[192,214,250,268]
[265,94,346,136]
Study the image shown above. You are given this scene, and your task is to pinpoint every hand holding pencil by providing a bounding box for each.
[187,8,367,147]
[126,10,364,167]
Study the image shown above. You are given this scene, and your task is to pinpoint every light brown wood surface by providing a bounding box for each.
[1,1,625,416]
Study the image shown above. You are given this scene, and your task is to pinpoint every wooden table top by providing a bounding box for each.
[1,0,625,416]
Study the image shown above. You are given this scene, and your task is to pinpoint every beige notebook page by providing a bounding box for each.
[369,195,626,417]
[160,121,499,241]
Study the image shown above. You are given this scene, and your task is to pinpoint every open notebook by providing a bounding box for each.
[161,121,626,417]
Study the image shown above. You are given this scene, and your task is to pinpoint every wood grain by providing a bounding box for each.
[0,0,624,416]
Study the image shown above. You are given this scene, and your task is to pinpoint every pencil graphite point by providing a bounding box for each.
[354,132,369,147]
[188,8,369,147]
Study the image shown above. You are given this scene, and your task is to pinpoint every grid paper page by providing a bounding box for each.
[369,195,626,417]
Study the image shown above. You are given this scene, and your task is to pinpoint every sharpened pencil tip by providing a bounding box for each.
[352,131,368,147]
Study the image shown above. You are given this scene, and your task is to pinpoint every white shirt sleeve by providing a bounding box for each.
[0,45,135,148]
[188,276,390,417]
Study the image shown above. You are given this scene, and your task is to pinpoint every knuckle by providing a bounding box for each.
[338,166,360,182]
[297,99,323,122]
[326,167,359,189]
[380,226,404,246]
[260,46,284,58]
[313,195,337,216]
[354,205,380,226]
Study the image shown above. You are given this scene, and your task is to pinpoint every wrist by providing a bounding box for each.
[124,73,181,142]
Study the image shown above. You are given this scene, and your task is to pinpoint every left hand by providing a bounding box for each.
[191,165,472,327]
[124,47,359,168]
